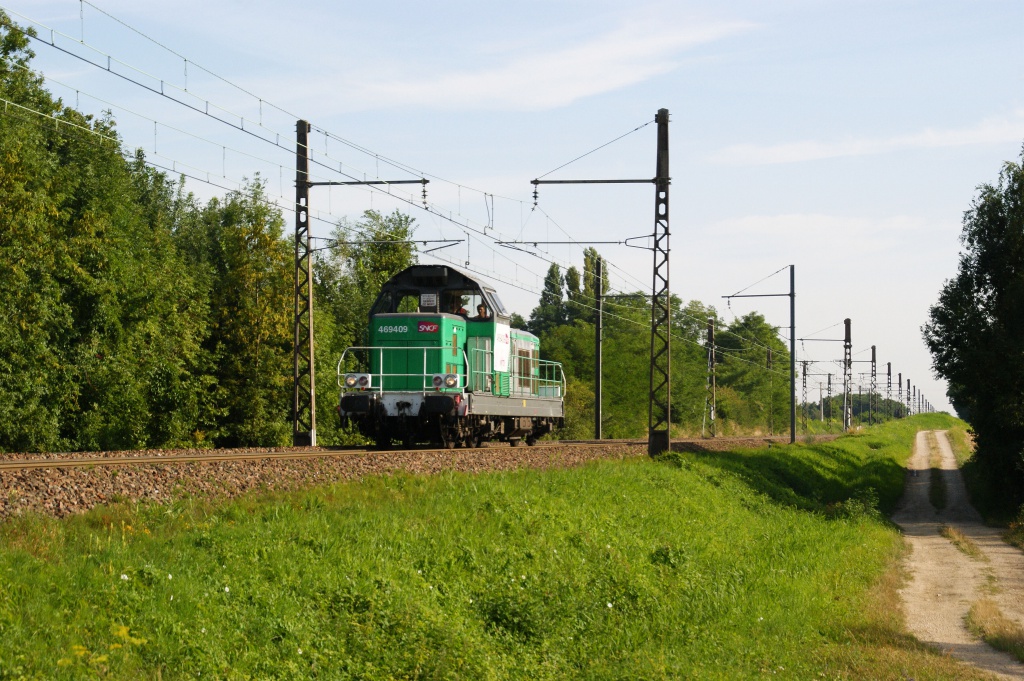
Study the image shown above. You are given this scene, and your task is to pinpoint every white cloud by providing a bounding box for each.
[712,110,1024,165]
[332,19,753,112]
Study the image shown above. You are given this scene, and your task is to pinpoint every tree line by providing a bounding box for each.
[923,145,1024,514]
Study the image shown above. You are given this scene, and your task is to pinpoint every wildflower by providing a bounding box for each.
[170,595,174,601]
[298,648,303,655]
[120,574,129,581]
[224,586,230,593]
[607,602,613,608]
[520,575,525,580]
[168,574,172,580]
[201,628,206,634]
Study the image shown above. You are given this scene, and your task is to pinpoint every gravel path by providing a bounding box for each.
[893,430,1024,680]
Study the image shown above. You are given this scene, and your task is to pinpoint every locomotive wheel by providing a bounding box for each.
[526,435,538,446]
[508,438,521,447]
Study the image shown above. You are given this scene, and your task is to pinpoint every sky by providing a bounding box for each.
[4,0,1024,415]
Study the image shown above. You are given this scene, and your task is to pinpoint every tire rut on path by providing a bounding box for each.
[892,430,1024,680]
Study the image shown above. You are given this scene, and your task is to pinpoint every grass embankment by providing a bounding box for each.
[0,414,988,679]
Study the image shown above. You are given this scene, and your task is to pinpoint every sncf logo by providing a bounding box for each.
[418,322,439,333]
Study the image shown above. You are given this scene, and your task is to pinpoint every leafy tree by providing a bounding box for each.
[717,313,790,435]
[923,147,1024,510]
[564,266,585,323]
[195,179,293,447]
[528,264,565,336]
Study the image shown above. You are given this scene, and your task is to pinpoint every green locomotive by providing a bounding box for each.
[338,265,564,448]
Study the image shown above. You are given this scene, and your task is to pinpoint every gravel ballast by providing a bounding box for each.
[0,444,645,521]
[0,435,835,521]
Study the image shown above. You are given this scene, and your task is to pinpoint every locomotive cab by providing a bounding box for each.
[338,265,564,448]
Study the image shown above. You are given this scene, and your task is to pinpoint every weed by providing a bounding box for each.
[939,524,985,559]
[967,598,1024,662]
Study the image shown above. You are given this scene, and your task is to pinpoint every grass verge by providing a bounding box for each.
[0,413,990,679]
[967,598,1024,662]
[939,524,985,559]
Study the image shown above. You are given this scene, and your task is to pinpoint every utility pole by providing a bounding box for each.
[767,348,774,436]
[703,318,716,438]
[907,379,912,416]
[801,360,808,433]
[819,381,824,422]
[789,266,796,445]
[898,372,903,417]
[886,362,892,421]
[827,373,833,431]
[648,108,672,455]
[531,108,671,456]
[870,346,876,426]
[595,257,603,440]
[843,318,852,431]
[293,120,316,447]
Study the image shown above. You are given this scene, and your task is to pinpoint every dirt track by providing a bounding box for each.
[893,430,1024,680]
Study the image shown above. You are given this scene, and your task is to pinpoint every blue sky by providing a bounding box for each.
[6,0,1024,413]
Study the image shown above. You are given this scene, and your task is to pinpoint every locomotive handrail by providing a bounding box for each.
[338,345,565,399]
[466,347,565,398]
[337,345,471,392]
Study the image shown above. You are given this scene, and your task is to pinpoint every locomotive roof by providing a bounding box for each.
[380,264,497,293]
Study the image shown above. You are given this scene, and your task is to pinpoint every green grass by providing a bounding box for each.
[0,413,990,679]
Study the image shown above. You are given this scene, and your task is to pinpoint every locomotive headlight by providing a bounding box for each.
[345,373,371,389]
[432,374,444,389]
[444,374,458,388]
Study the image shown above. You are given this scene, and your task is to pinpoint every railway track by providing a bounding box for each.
[0,436,802,471]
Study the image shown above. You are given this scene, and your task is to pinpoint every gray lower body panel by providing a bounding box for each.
[469,393,563,418]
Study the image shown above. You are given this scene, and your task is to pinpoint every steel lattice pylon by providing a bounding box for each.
[842,318,852,431]
[293,120,316,446]
[648,108,671,456]
[870,346,877,425]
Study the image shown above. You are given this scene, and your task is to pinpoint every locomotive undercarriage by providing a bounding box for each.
[341,392,558,449]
